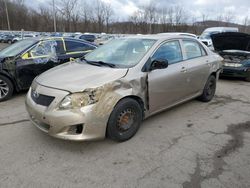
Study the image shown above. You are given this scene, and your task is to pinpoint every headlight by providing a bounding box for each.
[224,63,243,68]
[59,90,99,110]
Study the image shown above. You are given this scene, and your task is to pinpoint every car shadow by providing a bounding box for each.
[219,76,246,82]
[28,98,200,153]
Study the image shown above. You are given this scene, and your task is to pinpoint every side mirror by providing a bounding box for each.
[150,59,168,71]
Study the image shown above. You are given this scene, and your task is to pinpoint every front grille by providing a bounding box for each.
[31,90,55,107]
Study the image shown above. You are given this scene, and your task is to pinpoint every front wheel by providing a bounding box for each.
[107,98,143,142]
[0,75,14,102]
[198,75,216,102]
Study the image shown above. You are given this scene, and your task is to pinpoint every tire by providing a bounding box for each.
[0,75,14,102]
[107,98,143,142]
[8,40,12,44]
[198,75,216,102]
[245,75,250,82]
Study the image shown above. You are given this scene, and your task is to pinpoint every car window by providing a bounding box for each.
[80,35,95,40]
[152,40,183,65]
[65,40,95,53]
[183,40,205,59]
[30,40,57,57]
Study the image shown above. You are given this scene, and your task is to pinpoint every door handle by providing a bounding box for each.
[180,67,187,73]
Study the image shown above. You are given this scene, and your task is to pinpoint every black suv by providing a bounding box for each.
[0,37,97,101]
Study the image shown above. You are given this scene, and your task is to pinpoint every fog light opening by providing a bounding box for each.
[68,124,83,135]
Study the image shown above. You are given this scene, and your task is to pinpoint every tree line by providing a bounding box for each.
[0,0,249,34]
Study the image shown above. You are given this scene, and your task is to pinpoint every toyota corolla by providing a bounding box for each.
[25,35,222,142]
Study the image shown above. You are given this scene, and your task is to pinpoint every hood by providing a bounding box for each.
[36,61,128,92]
[211,32,250,52]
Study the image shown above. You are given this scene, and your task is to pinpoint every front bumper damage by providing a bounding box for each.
[25,83,108,141]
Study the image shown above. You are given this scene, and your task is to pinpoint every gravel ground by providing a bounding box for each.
[0,43,250,188]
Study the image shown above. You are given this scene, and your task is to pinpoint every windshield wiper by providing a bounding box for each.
[80,56,116,68]
[88,60,116,68]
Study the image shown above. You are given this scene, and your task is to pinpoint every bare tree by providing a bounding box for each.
[103,2,113,33]
[57,0,78,32]
[144,1,157,33]
[223,10,235,24]
[94,0,106,32]
[174,5,186,25]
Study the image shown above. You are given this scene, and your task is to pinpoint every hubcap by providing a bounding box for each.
[0,79,9,99]
[117,108,135,133]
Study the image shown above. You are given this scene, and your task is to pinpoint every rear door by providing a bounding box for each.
[180,39,211,95]
[148,40,190,113]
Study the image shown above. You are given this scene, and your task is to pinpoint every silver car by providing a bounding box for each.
[25,35,222,142]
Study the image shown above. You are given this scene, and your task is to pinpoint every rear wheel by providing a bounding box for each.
[198,75,216,102]
[245,75,250,82]
[0,75,14,102]
[107,98,143,142]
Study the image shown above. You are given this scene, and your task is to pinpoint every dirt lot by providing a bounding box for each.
[0,43,250,188]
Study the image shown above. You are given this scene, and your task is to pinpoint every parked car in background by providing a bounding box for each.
[1,34,16,44]
[62,33,76,38]
[96,35,115,45]
[0,34,5,42]
[0,37,97,101]
[75,34,96,42]
[12,34,36,43]
[199,27,239,47]
[211,32,250,81]
[50,32,63,37]
[25,35,222,142]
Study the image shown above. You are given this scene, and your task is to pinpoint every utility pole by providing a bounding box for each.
[53,0,57,32]
[4,0,11,30]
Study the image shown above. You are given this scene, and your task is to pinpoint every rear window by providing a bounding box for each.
[183,40,206,59]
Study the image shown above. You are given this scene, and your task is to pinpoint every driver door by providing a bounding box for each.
[148,40,190,114]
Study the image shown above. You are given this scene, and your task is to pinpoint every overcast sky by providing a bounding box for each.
[30,0,250,24]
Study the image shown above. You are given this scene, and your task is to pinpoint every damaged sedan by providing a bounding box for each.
[211,32,250,81]
[26,35,222,142]
[0,37,97,101]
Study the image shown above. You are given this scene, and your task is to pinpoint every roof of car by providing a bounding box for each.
[123,34,197,40]
[23,37,97,46]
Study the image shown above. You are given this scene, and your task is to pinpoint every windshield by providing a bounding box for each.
[85,38,156,68]
[200,33,211,40]
[200,31,220,40]
[0,39,37,57]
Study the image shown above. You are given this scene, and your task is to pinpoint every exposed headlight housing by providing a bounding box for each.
[59,90,99,110]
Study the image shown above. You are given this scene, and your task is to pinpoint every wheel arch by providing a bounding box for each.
[0,72,18,92]
[115,95,145,118]
[105,95,145,138]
